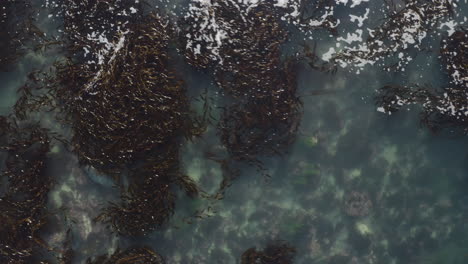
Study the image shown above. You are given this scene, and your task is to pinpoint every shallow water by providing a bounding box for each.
[2,1,468,264]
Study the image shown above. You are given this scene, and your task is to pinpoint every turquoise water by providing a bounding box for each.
[1,1,468,263]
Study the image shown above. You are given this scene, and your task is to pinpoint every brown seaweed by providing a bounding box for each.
[54,23,195,176]
[95,146,181,236]
[13,1,207,236]
[55,0,144,64]
[44,5,205,235]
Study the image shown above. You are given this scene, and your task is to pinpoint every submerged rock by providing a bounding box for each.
[241,242,296,264]
[344,191,372,217]
[86,247,165,264]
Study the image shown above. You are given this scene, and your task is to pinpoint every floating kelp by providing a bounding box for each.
[182,1,302,186]
[53,8,201,175]
[46,7,204,235]
[375,28,468,133]
[13,0,145,121]
[86,247,165,264]
[13,70,58,121]
[324,0,454,71]
[0,117,53,263]
[96,145,195,236]
[51,0,143,65]
[241,242,296,264]
[13,0,205,236]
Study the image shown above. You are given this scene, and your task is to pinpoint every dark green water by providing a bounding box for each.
[1,1,468,263]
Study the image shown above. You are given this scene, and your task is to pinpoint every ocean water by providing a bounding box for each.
[1,1,468,264]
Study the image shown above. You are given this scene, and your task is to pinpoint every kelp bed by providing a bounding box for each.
[1,0,467,263]
[3,0,203,261]
[53,4,205,236]
[3,0,303,260]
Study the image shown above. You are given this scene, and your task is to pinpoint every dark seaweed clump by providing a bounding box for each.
[241,242,296,264]
[182,1,302,190]
[55,15,196,177]
[13,0,145,122]
[12,1,205,236]
[56,10,202,235]
[86,247,165,264]
[0,116,53,263]
[375,28,468,133]
[57,0,144,65]
[95,145,197,236]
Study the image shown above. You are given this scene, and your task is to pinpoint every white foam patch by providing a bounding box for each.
[322,47,337,62]
[440,20,458,36]
[337,0,370,8]
[349,8,369,27]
